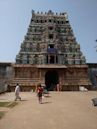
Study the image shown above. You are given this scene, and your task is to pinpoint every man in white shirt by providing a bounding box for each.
[15,83,21,101]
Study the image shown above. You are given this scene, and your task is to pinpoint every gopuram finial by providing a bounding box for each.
[31,9,35,14]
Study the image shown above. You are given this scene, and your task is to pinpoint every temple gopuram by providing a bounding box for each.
[7,10,92,91]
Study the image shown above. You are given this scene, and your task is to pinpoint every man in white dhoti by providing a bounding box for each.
[15,83,21,101]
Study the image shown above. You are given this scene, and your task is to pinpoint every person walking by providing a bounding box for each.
[15,83,21,101]
[37,84,43,104]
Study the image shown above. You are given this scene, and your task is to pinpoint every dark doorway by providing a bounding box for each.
[50,56,54,64]
[46,55,58,64]
[45,70,59,90]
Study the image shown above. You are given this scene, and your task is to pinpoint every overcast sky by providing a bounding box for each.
[0,0,97,63]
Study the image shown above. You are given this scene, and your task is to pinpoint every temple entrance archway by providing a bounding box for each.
[45,70,59,90]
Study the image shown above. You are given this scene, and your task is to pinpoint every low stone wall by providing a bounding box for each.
[0,80,7,93]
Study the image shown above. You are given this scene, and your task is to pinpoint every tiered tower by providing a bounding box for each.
[16,10,86,65]
[10,10,91,91]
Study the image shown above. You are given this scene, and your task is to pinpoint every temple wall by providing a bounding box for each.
[9,64,91,91]
[0,63,12,93]
[88,63,97,90]
[0,63,95,92]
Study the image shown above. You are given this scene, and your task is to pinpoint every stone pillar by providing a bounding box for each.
[48,55,50,64]
[54,55,56,64]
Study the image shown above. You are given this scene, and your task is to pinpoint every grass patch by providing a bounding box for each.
[0,102,18,108]
[0,111,5,119]
[0,102,10,107]
[0,102,18,119]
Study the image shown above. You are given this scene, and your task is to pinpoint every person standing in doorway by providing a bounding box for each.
[15,83,21,101]
[56,83,61,91]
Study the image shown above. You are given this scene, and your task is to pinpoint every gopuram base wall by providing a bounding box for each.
[9,64,91,91]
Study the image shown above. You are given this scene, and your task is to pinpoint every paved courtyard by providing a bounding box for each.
[0,91,97,129]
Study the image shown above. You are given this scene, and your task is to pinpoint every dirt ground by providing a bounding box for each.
[0,91,97,129]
